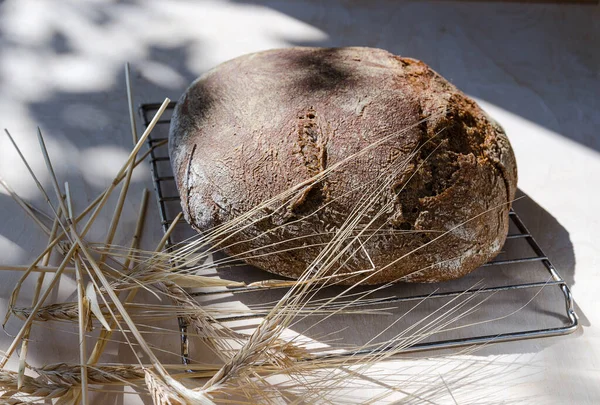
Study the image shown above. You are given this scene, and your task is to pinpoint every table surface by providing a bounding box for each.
[1,1,599,404]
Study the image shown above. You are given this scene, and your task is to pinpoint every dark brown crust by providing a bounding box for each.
[169,47,518,284]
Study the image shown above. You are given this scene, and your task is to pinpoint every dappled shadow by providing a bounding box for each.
[289,47,355,91]
[0,1,201,402]
[233,0,600,153]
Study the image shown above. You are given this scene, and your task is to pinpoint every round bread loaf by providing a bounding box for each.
[169,47,517,284]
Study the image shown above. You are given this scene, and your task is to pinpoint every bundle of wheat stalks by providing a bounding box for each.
[0,65,523,405]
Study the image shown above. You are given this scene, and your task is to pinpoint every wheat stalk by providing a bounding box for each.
[36,363,146,386]
[0,369,69,400]
[12,303,89,323]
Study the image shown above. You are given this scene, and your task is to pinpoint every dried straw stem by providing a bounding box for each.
[16,205,62,389]
[64,182,90,405]
[87,189,149,366]
[125,63,139,145]
[99,130,138,263]
[157,213,183,251]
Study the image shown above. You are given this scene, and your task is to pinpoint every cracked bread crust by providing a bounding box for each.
[169,47,518,284]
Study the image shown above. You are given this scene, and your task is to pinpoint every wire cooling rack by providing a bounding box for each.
[139,102,578,364]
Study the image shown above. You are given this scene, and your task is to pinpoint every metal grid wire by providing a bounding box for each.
[139,102,578,364]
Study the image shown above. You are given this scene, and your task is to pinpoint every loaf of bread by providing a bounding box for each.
[169,47,517,284]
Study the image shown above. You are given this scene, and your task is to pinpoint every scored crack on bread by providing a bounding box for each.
[169,47,517,284]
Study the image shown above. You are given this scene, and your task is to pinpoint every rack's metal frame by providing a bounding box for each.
[139,102,578,364]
